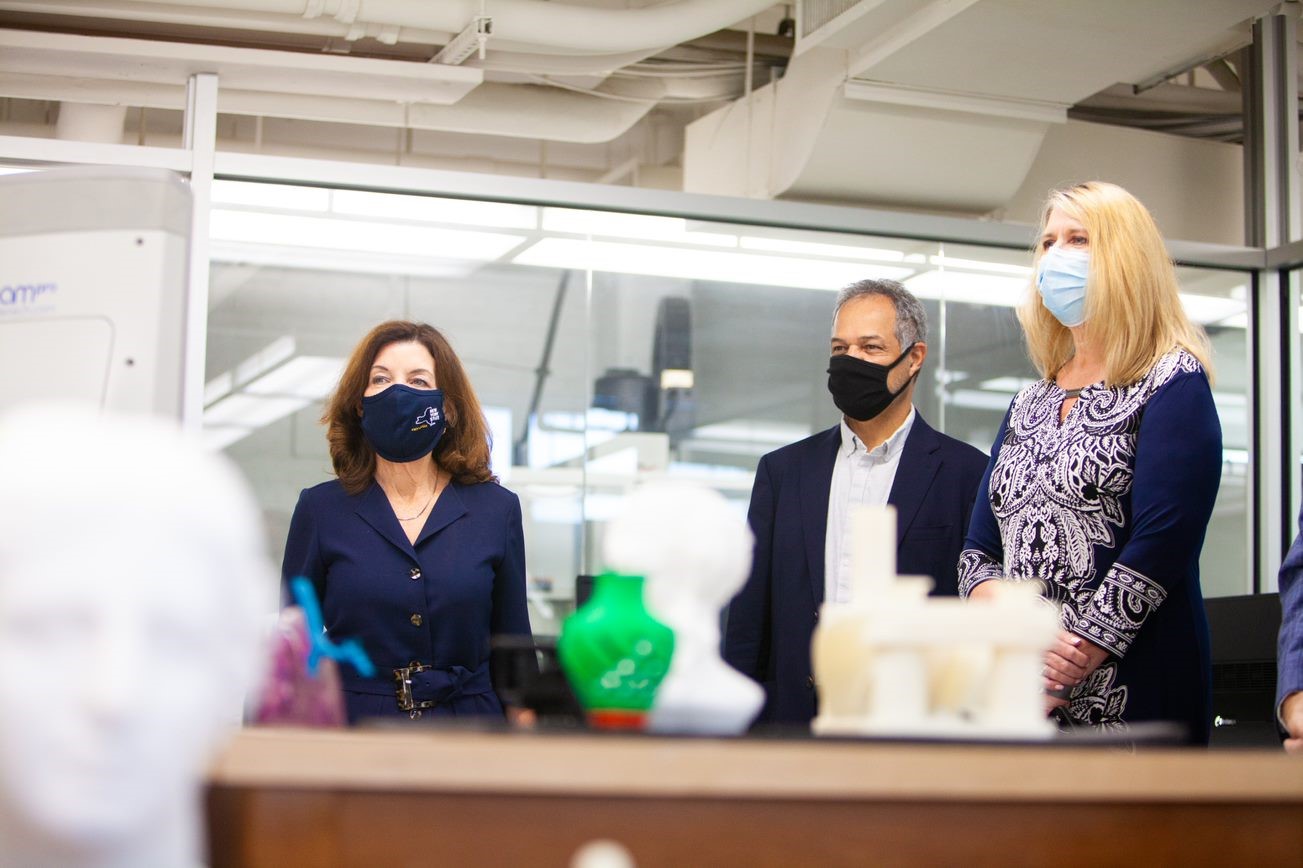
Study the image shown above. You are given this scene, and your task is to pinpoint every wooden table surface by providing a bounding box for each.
[206,727,1303,867]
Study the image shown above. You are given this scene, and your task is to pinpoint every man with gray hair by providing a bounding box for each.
[724,278,988,727]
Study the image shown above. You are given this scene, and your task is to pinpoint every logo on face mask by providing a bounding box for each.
[413,406,441,429]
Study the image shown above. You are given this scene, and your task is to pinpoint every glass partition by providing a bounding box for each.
[203,180,1255,634]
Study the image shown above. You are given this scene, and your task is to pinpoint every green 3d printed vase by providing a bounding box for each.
[557,572,675,730]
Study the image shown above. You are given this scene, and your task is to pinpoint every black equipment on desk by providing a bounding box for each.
[1205,593,1281,748]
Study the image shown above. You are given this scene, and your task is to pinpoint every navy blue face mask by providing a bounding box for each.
[360,384,447,463]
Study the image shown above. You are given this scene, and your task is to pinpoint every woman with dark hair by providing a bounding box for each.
[283,320,532,724]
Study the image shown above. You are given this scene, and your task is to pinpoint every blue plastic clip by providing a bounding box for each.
[290,576,376,678]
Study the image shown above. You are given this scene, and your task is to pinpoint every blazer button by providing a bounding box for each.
[806,675,816,690]
[409,567,422,580]
[813,609,820,621]
[410,613,423,627]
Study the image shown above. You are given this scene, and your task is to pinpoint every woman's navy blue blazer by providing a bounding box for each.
[282,477,532,723]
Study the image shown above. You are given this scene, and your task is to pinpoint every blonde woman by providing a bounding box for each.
[960,182,1221,744]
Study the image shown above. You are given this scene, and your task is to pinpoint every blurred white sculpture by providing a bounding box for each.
[811,505,1058,739]
[604,480,763,735]
[0,405,271,868]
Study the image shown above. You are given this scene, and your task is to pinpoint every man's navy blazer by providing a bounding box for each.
[722,413,988,726]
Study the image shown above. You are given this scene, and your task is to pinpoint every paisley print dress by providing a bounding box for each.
[959,349,1222,743]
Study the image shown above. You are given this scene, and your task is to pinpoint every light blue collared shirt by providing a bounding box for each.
[824,407,915,605]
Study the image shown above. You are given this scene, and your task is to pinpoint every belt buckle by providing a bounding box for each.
[393,661,436,712]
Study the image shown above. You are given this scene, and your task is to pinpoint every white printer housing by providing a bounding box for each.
[0,166,192,417]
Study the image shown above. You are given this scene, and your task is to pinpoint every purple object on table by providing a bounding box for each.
[254,607,347,728]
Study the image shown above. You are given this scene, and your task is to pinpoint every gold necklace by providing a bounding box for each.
[395,471,442,522]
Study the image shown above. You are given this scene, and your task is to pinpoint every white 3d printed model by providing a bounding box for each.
[811,505,1059,739]
[603,480,764,736]
[0,406,271,868]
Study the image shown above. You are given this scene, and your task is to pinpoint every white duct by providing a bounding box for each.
[0,73,660,144]
[70,0,777,55]
[55,101,127,143]
[685,0,1269,213]
[0,2,663,75]
[0,29,482,106]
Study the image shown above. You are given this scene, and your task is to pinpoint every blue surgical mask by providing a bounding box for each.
[361,384,447,463]
[1036,245,1090,327]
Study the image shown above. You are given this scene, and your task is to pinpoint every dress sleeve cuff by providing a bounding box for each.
[1072,562,1167,657]
[958,549,1004,598]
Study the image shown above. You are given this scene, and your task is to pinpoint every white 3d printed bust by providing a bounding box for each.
[811,505,1059,739]
[603,480,763,735]
[0,405,270,868]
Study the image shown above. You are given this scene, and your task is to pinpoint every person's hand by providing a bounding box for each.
[505,705,537,729]
[1282,692,1303,754]
[1043,630,1109,714]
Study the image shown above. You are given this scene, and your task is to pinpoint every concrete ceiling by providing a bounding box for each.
[0,0,1290,225]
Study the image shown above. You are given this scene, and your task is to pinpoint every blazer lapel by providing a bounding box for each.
[355,481,417,557]
[888,414,942,545]
[800,425,841,607]
[415,481,467,547]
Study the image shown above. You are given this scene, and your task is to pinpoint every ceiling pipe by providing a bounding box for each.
[84,0,778,55]
[0,2,677,74]
[0,0,452,45]
[0,73,661,143]
[55,101,126,142]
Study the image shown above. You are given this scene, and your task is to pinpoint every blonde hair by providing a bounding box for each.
[1018,181,1214,386]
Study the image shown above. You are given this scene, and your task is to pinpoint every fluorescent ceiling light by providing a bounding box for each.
[676,438,779,458]
[542,208,736,246]
[212,180,330,211]
[979,376,1039,393]
[946,389,1017,411]
[235,335,296,386]
[209,210,527,261]
[660,369,694,389]
[741,236,906,261]
[587,447,639,476]
[929,255,1031,276]
[244,355,344,399]
[205,335,295,409]
[904,270,1025,306]
[203,393,309,428]
[515,238,912,291]
[332,189,538,230]
[690,421,812,444]
[540,408,637,433]
[1179,293,1244,326]
[209,242,479,279]
[202,425,254,452]
[204,370,234,406]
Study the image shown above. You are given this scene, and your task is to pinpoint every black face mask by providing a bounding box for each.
[826,344,916,422]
